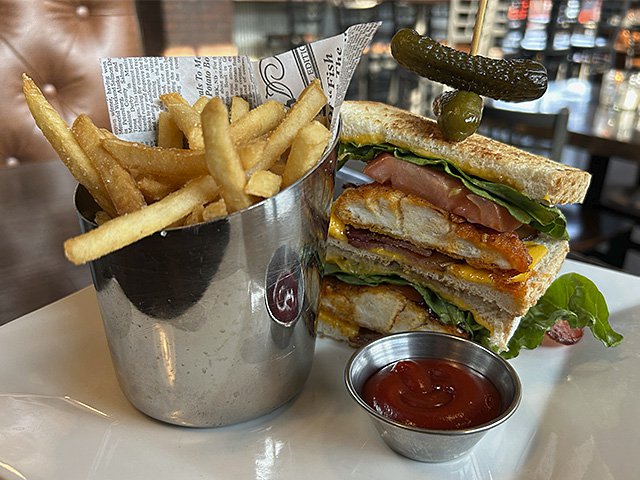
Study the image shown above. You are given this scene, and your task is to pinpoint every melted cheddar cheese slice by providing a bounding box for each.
[328,212,347,242]
[447,242,547,286]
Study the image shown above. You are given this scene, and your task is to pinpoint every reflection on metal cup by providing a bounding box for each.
[75,139,338,427]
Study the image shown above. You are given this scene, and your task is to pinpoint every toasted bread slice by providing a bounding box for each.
[339,100,591,205]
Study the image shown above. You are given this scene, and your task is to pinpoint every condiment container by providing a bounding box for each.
[345,332,521,462]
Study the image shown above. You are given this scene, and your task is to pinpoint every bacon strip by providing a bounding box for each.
[546,320,584,345]
[344,226,532,295]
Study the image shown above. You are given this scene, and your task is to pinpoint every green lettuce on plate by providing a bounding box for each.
[505,272,622,358]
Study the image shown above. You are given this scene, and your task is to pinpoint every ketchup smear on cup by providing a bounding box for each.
[362,358,502,430]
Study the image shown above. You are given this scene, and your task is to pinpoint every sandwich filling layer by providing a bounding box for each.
[332,183,546,274]
[325,181,570,351]
[364,152,523,232]
[318,277,468,348]
[324,231,567,351]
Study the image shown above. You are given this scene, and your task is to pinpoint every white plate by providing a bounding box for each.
[1,257,639,480]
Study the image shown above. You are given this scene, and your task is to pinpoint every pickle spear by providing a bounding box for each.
[391,29,548,102]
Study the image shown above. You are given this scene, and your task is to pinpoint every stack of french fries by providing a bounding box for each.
[22,74,332,266]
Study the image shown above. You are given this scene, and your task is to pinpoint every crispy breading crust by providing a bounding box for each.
[333,183,534,272]
[317,277,467,346]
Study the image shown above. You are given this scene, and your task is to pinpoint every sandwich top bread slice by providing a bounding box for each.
[339,100,591,205]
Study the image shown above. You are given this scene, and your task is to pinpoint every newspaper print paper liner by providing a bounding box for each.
[100,22,381,146]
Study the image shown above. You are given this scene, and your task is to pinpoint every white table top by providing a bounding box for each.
[1,259,639,480]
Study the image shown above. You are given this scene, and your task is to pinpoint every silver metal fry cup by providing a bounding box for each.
[75,140,337,427]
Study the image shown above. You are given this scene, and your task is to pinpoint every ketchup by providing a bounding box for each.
[362,358,501,430]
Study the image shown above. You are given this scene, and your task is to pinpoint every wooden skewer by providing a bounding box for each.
[470,0,489,56]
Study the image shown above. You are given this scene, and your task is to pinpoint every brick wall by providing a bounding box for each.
[161,0,234,52]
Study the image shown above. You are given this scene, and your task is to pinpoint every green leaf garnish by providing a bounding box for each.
[504,273,622,358]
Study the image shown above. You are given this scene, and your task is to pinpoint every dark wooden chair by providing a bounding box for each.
[479,105,635,270]
[480,105,570,162]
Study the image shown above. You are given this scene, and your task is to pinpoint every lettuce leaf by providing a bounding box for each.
[503,273,622,358]
[337,142,568,240]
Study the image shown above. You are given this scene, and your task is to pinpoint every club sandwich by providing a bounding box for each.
[318,101,621,357]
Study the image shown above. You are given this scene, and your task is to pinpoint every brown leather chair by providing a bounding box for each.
[0,0,143,167]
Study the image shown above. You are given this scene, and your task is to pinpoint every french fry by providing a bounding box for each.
[103,138,208,177]
[237,137,267,171]
[229,100,286,145]
[136,174,185,202]
[202,199,228,221]
[72,115,147,215]
[245,170,282,198]
[282,120,331,188]
[247,79,327,176]
[157,111,184,148]
[230,96,250,123]
[160,93,204,150]
[201,97,253,212]
[192,96,211,114]
[269,157,287,176]
[184,204,205,226]
[64,175,219,265]
[168,104,204,150]
[99,127,118,140]
[22,74,116,216]
[94,211,112,225]
[159,92,190,106]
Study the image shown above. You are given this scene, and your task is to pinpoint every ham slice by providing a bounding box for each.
[363,154,522,233]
